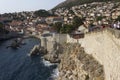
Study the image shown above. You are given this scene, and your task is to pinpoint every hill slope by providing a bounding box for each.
[53,0,118,9]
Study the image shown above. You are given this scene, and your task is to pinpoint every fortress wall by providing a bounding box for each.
[54,34,67,44]
[41,34,67,53]
[40,28,120,79]
[67,29,120,80]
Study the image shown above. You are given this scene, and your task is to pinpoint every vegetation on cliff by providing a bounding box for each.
[34,9,55,17]
[0,22,9,34]
[115,15,120,21]
[51,22,74,33]
[51,16,84,33]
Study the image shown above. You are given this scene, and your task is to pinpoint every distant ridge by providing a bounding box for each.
[53,0,119,9]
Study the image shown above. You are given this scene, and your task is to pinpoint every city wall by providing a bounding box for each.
[40,28,120,80]
[40,34,67,53]
[67,28,120,80]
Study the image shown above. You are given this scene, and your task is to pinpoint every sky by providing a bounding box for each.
[0,0,65,14]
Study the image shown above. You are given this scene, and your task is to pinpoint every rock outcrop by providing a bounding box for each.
[6,39,21,49]
[39,37,105,80]
[29,45,47,56]
[43,43,63,63]
[57,43,104,80]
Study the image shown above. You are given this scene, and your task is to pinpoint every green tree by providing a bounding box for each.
[60,24,73,33]
[52,22,62,33]
[72,16,84,29]
[0,22,9,34]
[0,22,4,31]
[34,9,53,17]
[64,24,73,33]
[115,16,120,21]
[96,16,106,21]
[0,22,5,33]
[60,26,66,33]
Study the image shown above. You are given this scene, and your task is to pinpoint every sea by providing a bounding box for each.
[0,38,58,80]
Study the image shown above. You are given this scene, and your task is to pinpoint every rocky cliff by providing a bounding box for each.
[34,28,120,80]
[40,38,105,80]
[57,43,104,80]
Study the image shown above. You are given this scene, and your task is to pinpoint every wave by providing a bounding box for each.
[42,59,59,80]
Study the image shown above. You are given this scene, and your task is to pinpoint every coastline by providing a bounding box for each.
[0,32,105,80]
[0,32,23,41]
[25,31,106,80]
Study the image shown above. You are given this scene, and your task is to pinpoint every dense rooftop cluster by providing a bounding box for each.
[0,10,63,35]
[0,1,120,36]
[54,1,120,26]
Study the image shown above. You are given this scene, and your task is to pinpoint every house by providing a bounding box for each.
[77,25,88,33]
[46,17,63,24]
[53,17,63,23]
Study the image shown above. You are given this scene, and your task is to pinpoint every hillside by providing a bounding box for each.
[53,0,119,9]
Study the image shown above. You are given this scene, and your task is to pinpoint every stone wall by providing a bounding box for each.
[40,33,67,53]
[53,34,67,44]
[67,29,120,80]
[57,43,104,80]
[40,28,120,80]
[107,28,120,38]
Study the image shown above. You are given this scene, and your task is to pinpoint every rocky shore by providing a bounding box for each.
[43,44,63,63]
[29,45,47,56]
[30,42,105,80]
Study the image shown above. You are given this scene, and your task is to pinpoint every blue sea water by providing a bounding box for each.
[0,38,58,80]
